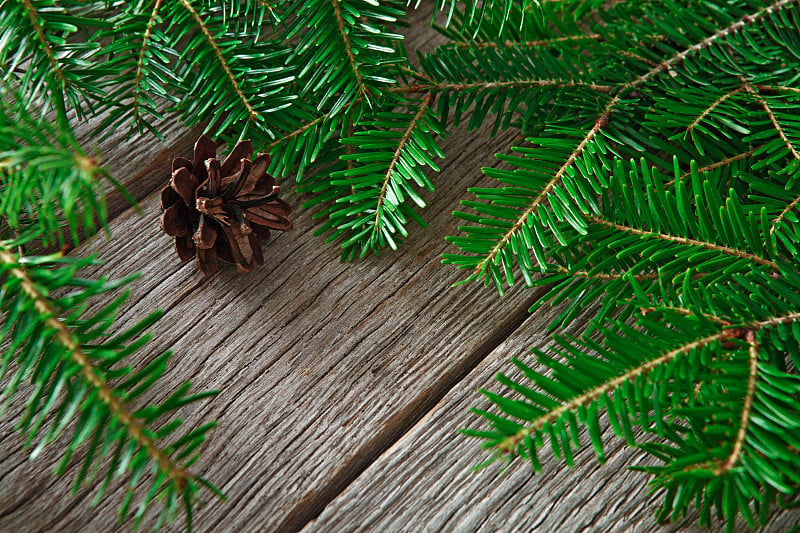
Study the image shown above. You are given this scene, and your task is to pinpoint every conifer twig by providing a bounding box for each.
[472,99,617,278]
[498,311,800,455]
[391,79,615,94]
[179,0,259,122]
[453,33,603,49]
[0,245,193,491]
[332,0,368,99]
[631,0,796,88]
[266,113,329,151]
[20,0,65,85]
[371,94,432,240]
[670,147,758,187]
[131,0,164,124]
[552,265,658,281]
[685,87,744,134]
[498,329,737,453]
[464,2,785,281]
[743,82,800,162]
[741,81,800,232]
[586,215,778,270]
[713,331,759,476]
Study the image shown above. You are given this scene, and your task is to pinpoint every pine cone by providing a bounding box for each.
[160,135,292,274]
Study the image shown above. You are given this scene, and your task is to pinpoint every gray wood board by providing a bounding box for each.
[73,107,204,228]
[303,305,800,533]
[0,118,541,532]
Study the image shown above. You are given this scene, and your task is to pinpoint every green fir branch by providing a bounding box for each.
[0,241,222,530]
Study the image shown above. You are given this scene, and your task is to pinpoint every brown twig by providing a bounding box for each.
[332,0,368,99]
[713,330,759,476]
[587,215,778,270]
[132,0,164,124]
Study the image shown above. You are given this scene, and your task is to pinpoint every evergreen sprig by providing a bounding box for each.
[0,62,222,529]
[0,86,121,247]
[0,239,221,530]
[447,0,800,529]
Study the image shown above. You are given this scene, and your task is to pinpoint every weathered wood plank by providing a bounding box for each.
[303,304,800,532]
[0,111,540,532]
[70,106,204,227]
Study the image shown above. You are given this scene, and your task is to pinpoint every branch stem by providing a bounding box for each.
[713,331,759,476]
[132,0,164,124]
[391,79,615,94]
[332,0,367,98]
[587,215,778,270]
[20,0,66,85]
[371,95,432,241]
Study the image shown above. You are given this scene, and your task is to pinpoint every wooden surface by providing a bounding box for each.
[2,8,799,533]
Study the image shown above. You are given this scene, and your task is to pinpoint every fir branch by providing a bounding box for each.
[741,81,800,232]
[131,0,165,125]
[489,309,800,457]
[391,79,615,94]
[178,0,259,122]
[497,327,735,454]
[331,0,368,100]
[371,93,432,240]
[0,89,120,246]
[470,100,616,280]
[630,0,796,88]
[640,304,730,326]
[19,0,65,86]
[0,245,192,490]
[449,0,799,291]
[453,33,603,49]
[758,84,800,96]
[685,87,745,135]
[772,194,800,234]
[552,265,657,282]
[266,113,329,151]
[586,215,778,270]
[743,81,800,162]
[672,147,758,185]
[0,242,222,529]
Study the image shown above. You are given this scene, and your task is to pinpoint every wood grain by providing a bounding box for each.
[0,114,539,533]
[303,304,800,533]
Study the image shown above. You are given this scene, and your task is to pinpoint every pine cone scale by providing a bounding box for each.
[220,158,251,196]
[220,139,253,176]
[238,154,270,196]
[193,216,217,249]
[192,136,216,182]
[161,186,180,210]
[172,157,192,173]
[161,201,194,237]
[175,234,196,261]
[171,167,199,206]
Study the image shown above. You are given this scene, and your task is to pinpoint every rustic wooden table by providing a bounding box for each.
[1,7,798,533]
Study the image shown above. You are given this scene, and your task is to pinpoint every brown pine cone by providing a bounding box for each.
[160,135,292,275]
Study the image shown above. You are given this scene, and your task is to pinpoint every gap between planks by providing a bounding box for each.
[277,286,547,532]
